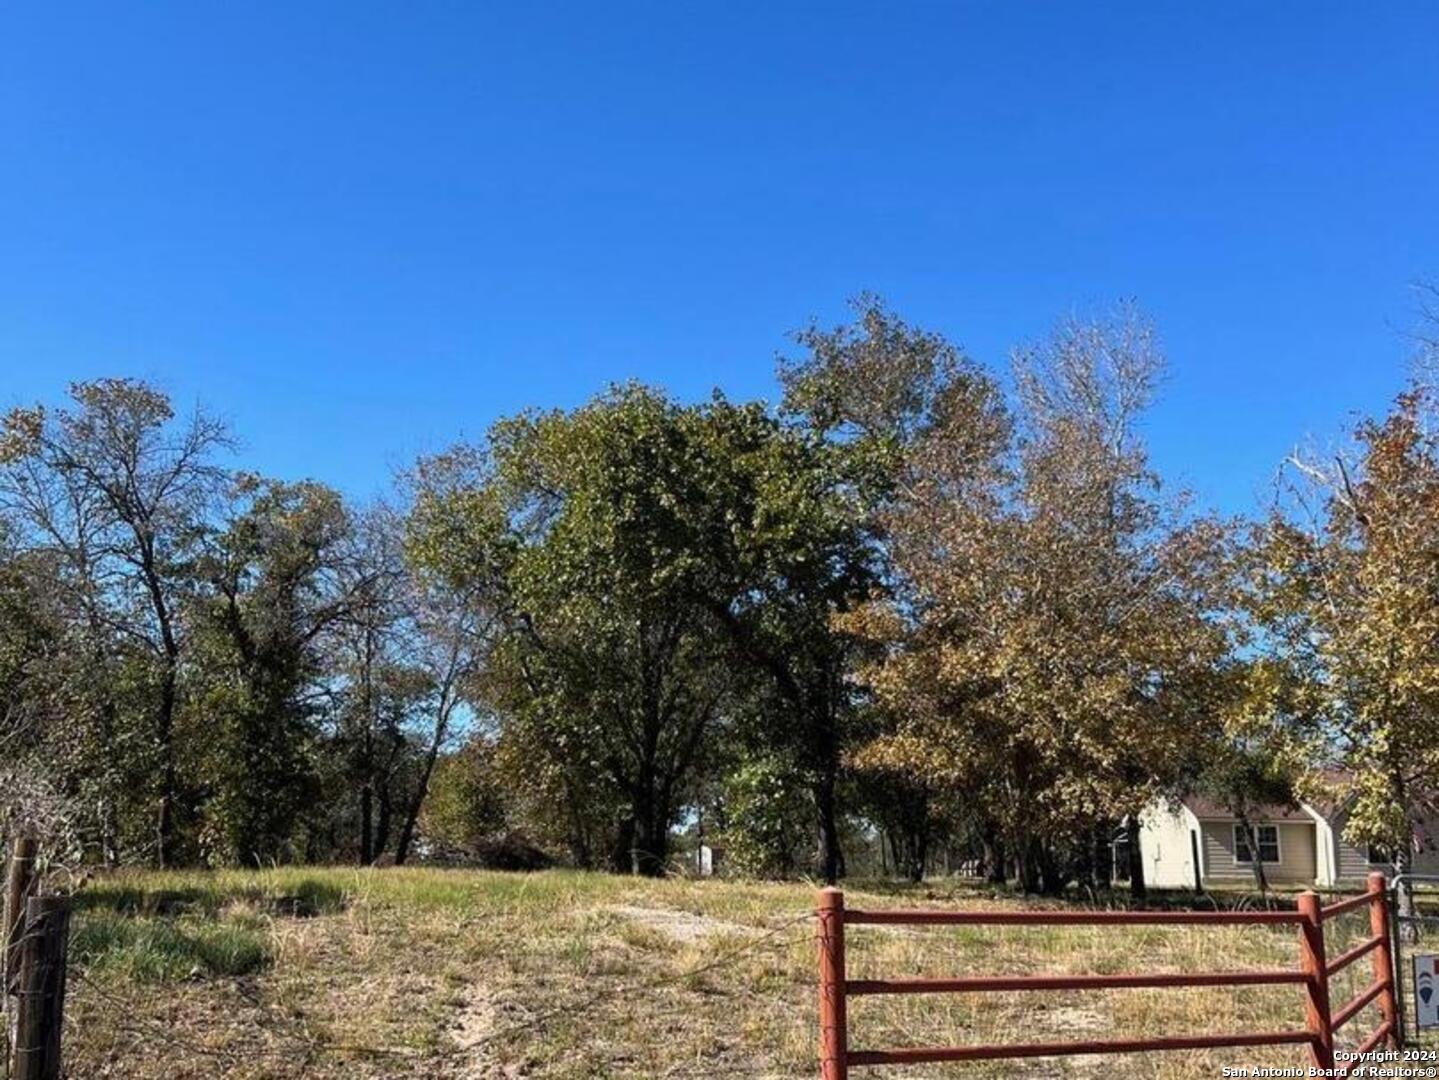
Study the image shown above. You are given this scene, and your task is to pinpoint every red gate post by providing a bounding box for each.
[1298,891,1335,1071]
[1367,871,1399,1047]
[818,888,849,1080]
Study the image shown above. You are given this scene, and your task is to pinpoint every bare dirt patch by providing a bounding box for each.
[450,983,530,1078]
[605,904,751,942]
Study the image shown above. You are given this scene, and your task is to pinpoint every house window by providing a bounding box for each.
[1234,824,1280,864]
[1367,844,1391,864]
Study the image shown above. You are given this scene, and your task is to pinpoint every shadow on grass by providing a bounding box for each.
[75,876,347,918]
[72,886,212,916]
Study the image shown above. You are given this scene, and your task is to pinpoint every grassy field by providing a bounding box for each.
[50,868,1392,1078]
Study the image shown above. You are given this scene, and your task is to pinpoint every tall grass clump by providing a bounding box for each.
[71,911,270,981]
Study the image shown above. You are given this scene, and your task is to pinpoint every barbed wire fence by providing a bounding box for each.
[60,907,818,1074]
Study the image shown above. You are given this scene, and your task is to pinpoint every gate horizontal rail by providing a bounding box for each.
[1332,979,1388,1029]
[817,871,1400,1079]
[1353,1020,1396,1058]
[1323,893,1377,919]
[848,1031,1315,1067]
[844,908,1305,925]
[848,970,1308,994]
[1327,933,1384,976]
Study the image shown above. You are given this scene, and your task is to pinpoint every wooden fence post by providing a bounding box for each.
[13,895,70,1080]
[1297,890,1334,1071]
[5,832,39,1067]
[4,833,38,994]
[1368,871,1399,1047]
[818,887,848,1080]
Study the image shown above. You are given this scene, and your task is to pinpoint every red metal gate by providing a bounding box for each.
[817,872,1397,1077]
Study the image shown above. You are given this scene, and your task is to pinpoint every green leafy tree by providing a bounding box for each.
[774,297,1002,882]
[410,386,734,876]
[419,736,511,853]
[674,390,886,885]
[718,753,814,878]
[0,522,75,849]
[189,476,353,865]
[0,380,230,865]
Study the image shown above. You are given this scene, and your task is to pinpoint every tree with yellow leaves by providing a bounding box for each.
[1247,383,1439,914]
[842,305,1235,895]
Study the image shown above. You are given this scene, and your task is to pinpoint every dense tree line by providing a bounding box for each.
[2,297,1436,894]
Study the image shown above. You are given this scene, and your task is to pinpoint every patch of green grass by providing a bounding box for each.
[71,911,270,980]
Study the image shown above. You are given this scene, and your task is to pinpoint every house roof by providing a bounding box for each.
[1179,794,1312,822]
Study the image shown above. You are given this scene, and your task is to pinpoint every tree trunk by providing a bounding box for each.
[99,796,119,869]
[97,693,121,867]
[1391,817,1417,941]
[137,532,181,871]
[393,767,431,866]
[632,814,669,877]
[1019,856,1040,894]
[1391,773,1417,938]
[1394,845,1417,942]
[359,781,373,866]
[1074,831,1095,888]
[609,817,635,874]
[1236,815,1270,895]
[373,784,393,863]
[156,665,177,868]
[1017,835,1042,893]
[1038,841,1066,896]
[1092,822,1114,889]
[814,771,842,885]
[357,622,377,866]
[1127,816,1147,901]
[566,782,594,870]
[568,828,592,870]
[899,826,927,883]
[394,708,453,866]
[628,777,669,877]
[983,830,1007,884]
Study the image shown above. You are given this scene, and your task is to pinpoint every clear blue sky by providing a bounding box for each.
[2,4,1435,514]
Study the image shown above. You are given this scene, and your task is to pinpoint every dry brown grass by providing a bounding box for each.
[59,868,1393,1078]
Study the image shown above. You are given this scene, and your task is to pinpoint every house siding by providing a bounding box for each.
[1308,807,1338,886]
[1330,808,1439,882]
[1200,820,1316,884]
[1336,835,1374,883]
[1139,803,1199,888]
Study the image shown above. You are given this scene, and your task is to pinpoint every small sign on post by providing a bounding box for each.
[1414,955,1439,1029]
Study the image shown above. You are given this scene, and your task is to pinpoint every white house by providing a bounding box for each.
[1136,793,1439,889]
